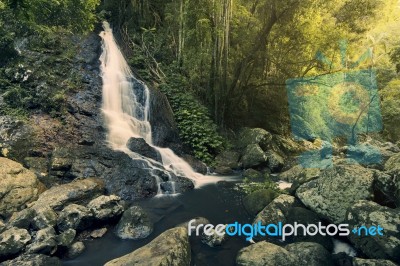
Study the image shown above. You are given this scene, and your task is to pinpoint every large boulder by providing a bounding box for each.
[0,227,31,259]
[126,138,162,163]
[215,150,240,173]
[0,158,44,218]
[346,200,400,262]
[238,128,273,151]
[57,204,93,232]
[87,195,124,221]
[243,189,279,216]
[236,241,297,266]
[266,151,284,172]
[0,254,61,266]
[285,242,334,266]
[30,178,104,211]
[240,144,268,169]
[105,227,191,266]
[296,164,375,223]
[115,206,153,240]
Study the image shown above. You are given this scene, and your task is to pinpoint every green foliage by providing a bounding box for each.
[160,72,224,163]
[239,174,281,195]
[380,80,400,142]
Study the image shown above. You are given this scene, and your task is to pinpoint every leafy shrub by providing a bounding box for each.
[160,73,224,163]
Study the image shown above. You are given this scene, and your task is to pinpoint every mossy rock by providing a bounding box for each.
[243,189,279,216]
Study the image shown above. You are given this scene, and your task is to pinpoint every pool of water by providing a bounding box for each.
[63,180,252,266]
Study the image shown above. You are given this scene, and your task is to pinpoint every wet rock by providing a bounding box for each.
[87,195,124,221]
[57,229,76,247]
[285,242,334,266]
[31,178,104,211]
[66,241,85,259]
[214,166,234,175]
[243,189,278,216]
[201,224,227,247]
[26,227,57,255]
[115,206,153,240]
[0,158,43,218]
[266,151,284,172]
[126,138,162,163]
[296,164,375,223]
[240,144,268,169]
[0,227,31,259]
[57,204,93,231]
[236,241,297,266]
[0,254,61,266]
[90,228,107,238]
[346,200,400,262]
[181,154,208,175]
[105,227,191,266]
[352,258,398,266]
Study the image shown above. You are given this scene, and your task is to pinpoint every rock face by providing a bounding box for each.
[296,164,375,223]
[105,227,191,266]
[383,153,400,206]
[0,116,31,160]
[237,241,297,266]
[126,138,162,163]
[0,158,44,218]
[115,206,153,240]
[346,200,400,262]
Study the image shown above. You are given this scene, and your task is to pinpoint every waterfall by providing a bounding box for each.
[99,21,205,194]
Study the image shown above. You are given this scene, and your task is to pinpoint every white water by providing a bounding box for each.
[99,21,223,193]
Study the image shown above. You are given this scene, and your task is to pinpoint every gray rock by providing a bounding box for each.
[0,227,31,258]
[266,151,284,172]
[26,227,57,255]
[236,241,297,266]
[7,208,35,229]
[279,164,320,183]
[181,154,208,175]
[353,257,398,266]
[238,128,273,151]
[87,195,124,221]
[50,147,74,172]
[296,164,375,223]
[56,229,76,247]
[215,150,240,169]
[105,227,191,266]
[0,254,61,266]
[285,242,333,266]
[126,138,162,163]
[243,189,278,216]
[57,204,93,231]
[346,200,400,262]
[201,224,227,247]
[0,158,44,218]
[214,166,234,175]
[240,144,268,169]
[115,206,153,240]
[90,228,107,238]
[66,241,85,259]
[31,178,105,211]
[32,207,58,230]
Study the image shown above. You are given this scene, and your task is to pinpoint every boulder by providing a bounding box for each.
[0,227,31,259]
[243,189,278,216]
[90,228,107,238]
[31,207,58,230]
[215,150,240,169]
[238,128,273,151]
[87,195,124,221]
[56,229,76,247]
[26,227,57,255]
[7,208,35,229]
[242,169,263,181]
[0,254,61,266]
[346,200,400,262]
[31,178,104,211]
[0,158,44,218]
[181,154,208,175]
[240,144,268,169]
[266,151,284,172]
[65,241,85,259]
[296,164,375,223]
[285,242,334,266]
[126,138,162,163]
[279,164,320,184]
[353,258,398,266]
[105,227,191,266]
[57,204,93,231]
[115,206,153,240]
[236,241,297,266]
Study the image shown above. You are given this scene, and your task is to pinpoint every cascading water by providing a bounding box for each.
[99,21,209,194]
